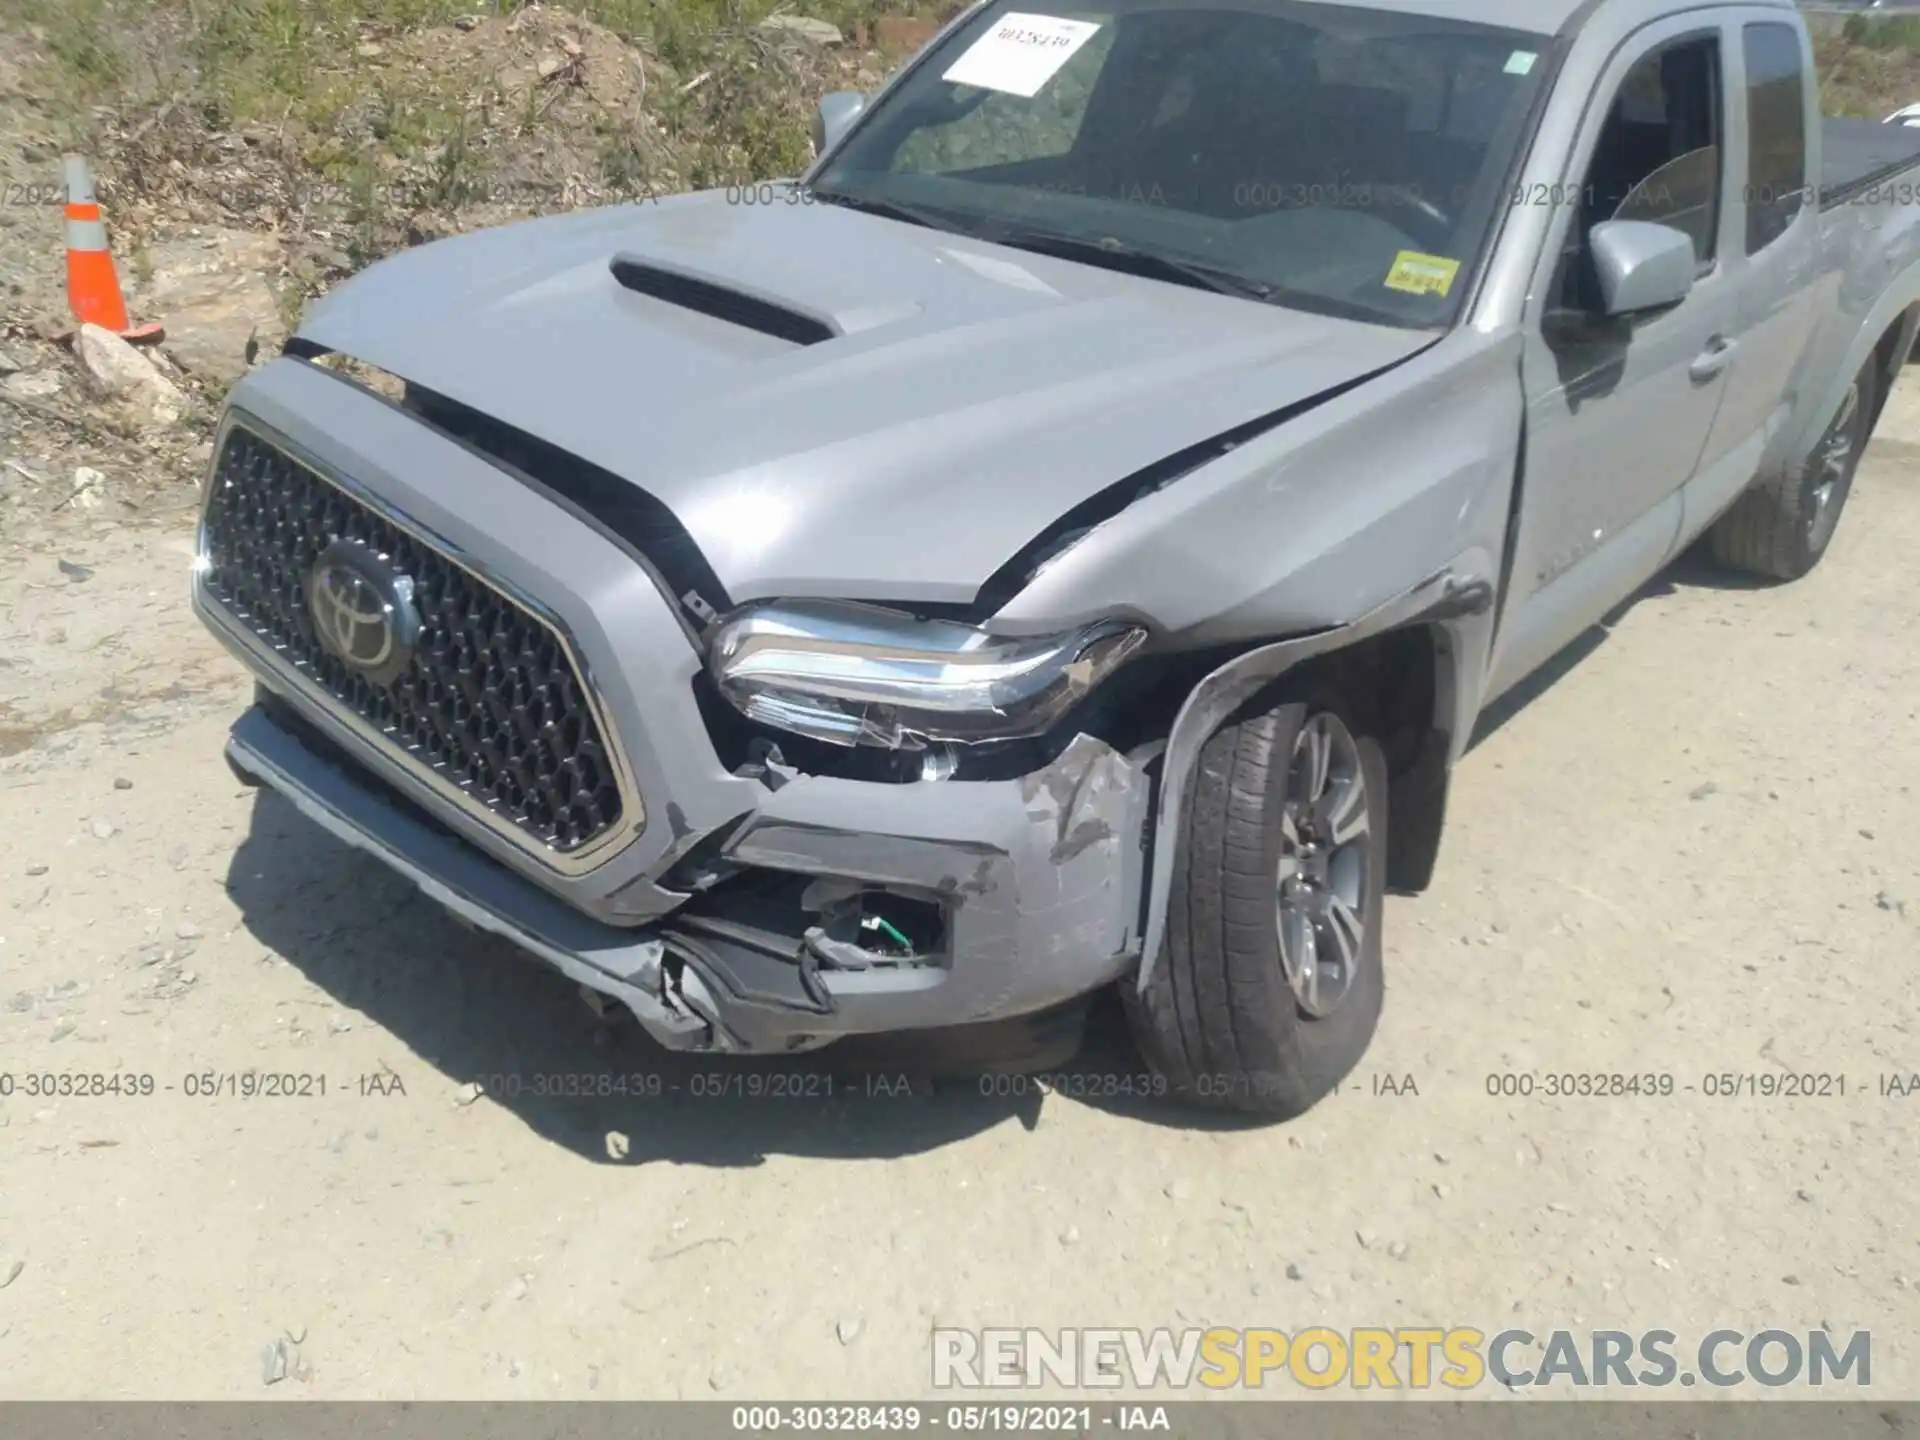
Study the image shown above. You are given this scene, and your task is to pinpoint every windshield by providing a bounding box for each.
[812,0,1553,327]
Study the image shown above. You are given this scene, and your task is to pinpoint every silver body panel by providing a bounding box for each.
[196,0,1920,1052]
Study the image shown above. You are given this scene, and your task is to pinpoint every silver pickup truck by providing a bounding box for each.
[194,0,1920,1117]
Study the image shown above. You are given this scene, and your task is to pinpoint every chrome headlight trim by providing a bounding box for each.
[708,599,1147,749]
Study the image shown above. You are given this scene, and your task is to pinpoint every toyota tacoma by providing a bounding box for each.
[194,0,1920,1115]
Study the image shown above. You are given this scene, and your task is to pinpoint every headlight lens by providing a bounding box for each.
[708,599,1147,750]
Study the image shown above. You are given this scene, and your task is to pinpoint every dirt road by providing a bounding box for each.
[1,381,1917,1400]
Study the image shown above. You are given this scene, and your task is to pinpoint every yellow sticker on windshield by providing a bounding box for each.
[1385,251,1461,297]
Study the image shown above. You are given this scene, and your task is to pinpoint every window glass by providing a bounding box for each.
[1744,22,1807,253]
[1553,34,1722,313]
[814,0,1554,328]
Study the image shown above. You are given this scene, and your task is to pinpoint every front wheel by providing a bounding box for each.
[1123,694,1387,1118]
[1708,361,1878,582]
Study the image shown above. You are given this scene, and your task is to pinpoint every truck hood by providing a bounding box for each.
[295,189,1433,605]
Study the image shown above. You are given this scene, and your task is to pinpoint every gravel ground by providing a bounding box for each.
[0,380,1915,1400]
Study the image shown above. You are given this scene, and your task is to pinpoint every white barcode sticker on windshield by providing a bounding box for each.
[942,13,1103,98]
[1505,50,1538,75]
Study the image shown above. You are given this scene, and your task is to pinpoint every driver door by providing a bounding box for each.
[1489,17,1738,700]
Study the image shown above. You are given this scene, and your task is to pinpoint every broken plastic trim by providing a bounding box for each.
[707,598,1148,750]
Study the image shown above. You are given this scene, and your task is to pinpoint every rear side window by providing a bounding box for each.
[1743,22,1807,253]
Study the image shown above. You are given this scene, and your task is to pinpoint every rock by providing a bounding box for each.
[3,371,62,398]
[175,920,200,939]
[1355,1229,1375,1250]
[57,557,93,582]
[1285,1262,1304,1281]
[328,1015,353,1035]
[1688,781,1718,801]
[1782,1274,1802,1286]
[758,14,845,44]
[1876,891,1905,915]
[71,467,105,508]
[1162,1179,1191,1201]
[453,1081,484,1107]
[0,348,21,374]
[74,324,184,429]
[1059,1225,1081,1246]
[836,1315,865,1344]
[112,776,132,789]
[708,1364,730,1391]
[604,1130,630,1161]
[141,228,287,384]
[5,993,32,1014]
[405,212,454,246]
[89,817,116,840]
[0,1259,22,1289]
[1432,1182,1451,1199]
[262,1337,289,1385]
[454,13,481,29]
[1386,1241,1410,1260]
[25,864,47,877]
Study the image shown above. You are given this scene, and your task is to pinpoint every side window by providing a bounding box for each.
[1554,34,1723,311]
[1743,22,1808,253]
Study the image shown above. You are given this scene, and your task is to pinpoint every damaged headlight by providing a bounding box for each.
[707,600,1147,750]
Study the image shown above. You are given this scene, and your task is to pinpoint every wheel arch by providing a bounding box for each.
[1134,569,1489,991]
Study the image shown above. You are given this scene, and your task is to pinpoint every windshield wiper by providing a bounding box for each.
[806,187,958,233]
[982,228,1280,303]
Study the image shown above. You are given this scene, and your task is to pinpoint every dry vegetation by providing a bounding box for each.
[1813,14,1920,118]
[4,2,1915,287]
[4,0,957,306]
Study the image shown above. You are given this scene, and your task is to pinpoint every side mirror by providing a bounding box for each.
[1589,219,1696,316]
[813,92,868,155]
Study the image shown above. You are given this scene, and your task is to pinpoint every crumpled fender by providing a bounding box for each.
[1135,566,1489,987]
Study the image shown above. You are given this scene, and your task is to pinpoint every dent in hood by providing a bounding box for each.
[296,189,1433,606]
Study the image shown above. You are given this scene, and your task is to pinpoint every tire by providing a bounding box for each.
[1122,692,1388,1118]
[1707,361,1879,582]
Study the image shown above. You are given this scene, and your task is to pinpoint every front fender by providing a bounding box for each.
[1133,567,1491,988]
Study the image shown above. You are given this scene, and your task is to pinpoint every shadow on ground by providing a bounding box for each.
[1469,542,1778,749]
[225,538,1792,1163]
[226,792,1261,1167]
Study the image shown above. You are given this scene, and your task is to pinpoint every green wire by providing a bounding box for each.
[864,915,915,951]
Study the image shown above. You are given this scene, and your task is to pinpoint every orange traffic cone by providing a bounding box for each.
[62,154,162,342]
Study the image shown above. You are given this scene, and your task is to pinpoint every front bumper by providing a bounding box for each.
[226,695,1151,1053]
[201,357,1154,1055]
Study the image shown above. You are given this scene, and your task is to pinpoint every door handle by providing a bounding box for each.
[1690,336,1737,384]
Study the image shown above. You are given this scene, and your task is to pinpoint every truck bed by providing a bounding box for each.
[1820,116,1920,207]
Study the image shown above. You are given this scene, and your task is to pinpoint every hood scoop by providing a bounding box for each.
[609,252,837,346]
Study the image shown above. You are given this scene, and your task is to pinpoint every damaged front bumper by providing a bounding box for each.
[198,356,1158,1053]
[225,692,1155,1054]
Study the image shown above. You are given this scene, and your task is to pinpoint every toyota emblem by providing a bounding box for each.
[306,538,421,687]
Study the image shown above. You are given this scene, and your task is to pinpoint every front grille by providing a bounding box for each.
[200,424,627,857]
